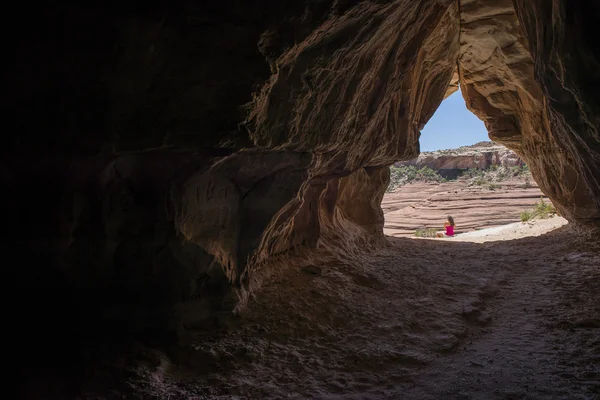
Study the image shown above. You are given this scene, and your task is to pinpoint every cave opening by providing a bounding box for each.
[7,0,600,398]
[383,86,560,239]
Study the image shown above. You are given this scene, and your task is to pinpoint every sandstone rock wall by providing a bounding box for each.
[5,0,460,352]
[5,2,600,388]
[512,0,600,224]
[398,143,524,171]
[457,0,600,222]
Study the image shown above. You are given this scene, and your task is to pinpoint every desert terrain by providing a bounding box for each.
[383,178,554,237]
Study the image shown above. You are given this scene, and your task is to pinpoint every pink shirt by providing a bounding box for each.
[445,225,454,236]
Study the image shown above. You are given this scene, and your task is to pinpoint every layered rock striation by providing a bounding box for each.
[397,141,524,177]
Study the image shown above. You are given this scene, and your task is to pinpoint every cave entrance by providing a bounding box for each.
[382,87,563,240]
[419,88,488,155]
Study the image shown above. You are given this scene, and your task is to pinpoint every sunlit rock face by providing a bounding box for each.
[4,1,600,391]
[397,142,525,171]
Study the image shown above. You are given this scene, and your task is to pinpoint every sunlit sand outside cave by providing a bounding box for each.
[383,142,568,242]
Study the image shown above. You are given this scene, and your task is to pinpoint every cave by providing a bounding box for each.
[7,0,600,398]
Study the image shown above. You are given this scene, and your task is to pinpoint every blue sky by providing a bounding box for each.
[418,88,489,151]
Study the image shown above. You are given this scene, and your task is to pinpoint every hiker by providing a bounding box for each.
[436,215,456,237]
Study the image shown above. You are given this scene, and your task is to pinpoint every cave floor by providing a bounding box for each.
[124,224,599,399]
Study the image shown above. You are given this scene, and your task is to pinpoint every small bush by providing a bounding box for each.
[520,197,556,222]
[414,228,439,237]
[387,165,446,192]
[461,168,484,179]
[473,176,489,186]
[520,210,533,222]
[533,197,556,219]
[390,162,533,192]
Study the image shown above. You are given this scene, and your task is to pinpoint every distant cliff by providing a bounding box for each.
[396,141,524,178]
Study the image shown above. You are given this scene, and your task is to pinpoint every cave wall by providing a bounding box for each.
[512,0,600,223]
[457,0,600,222]
[6,2,600,387]
[6,0,462,365]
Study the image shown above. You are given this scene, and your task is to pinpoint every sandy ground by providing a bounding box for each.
[383,179,551,237]
[125,222,600,399]
[447,216,569,243]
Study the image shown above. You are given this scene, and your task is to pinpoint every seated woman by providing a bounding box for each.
[436,215,456,237]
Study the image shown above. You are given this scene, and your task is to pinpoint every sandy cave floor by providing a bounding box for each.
[125,221,600,400]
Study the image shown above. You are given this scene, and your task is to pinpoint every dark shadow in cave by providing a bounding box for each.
[22,225,598,399]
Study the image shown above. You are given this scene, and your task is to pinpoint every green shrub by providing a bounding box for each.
[533,197,556,219]
[473,176,489,186]
[389,162,533,192]
[520,210,533,222]
[461,168,484,179]
[520,197,556,222]
[414,228,438,237]
[387,165,446,192]
[457,163,534,187]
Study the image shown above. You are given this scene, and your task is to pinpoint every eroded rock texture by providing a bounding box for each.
[5,0,600,395]
[457,0,600,222]
[513,0,600,222]
[397,142,524,174]
[7,1,460,389]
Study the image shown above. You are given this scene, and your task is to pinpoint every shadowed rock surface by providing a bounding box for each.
[458,0,600,222]
[4,0,600,397]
